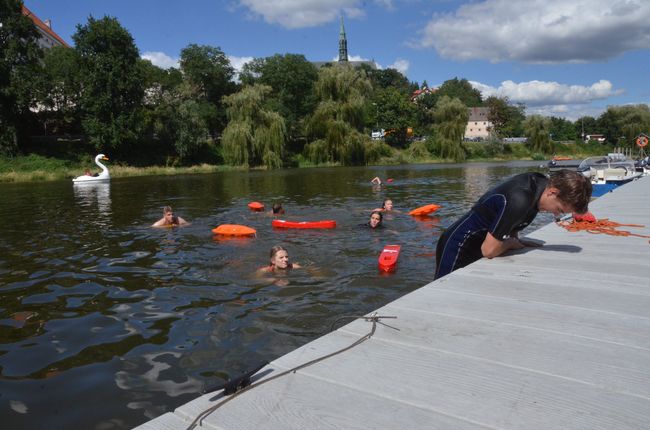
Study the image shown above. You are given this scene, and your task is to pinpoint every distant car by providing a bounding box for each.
[371,129,385,140]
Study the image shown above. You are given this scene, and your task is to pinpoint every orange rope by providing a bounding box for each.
[557,217,650,241]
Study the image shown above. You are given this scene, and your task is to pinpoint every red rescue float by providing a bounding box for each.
[272,220,336,229]
[378,245,401,272]
[212,224,257,236]
[409,204,441,216]
[248,202,265,211]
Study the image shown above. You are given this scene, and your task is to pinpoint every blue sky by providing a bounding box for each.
[25,0,650,121]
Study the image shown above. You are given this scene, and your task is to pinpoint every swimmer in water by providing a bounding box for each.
[258,245,302,273]
[152,206,189,227]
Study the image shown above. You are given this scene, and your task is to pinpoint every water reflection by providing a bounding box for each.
[73,182,112,227]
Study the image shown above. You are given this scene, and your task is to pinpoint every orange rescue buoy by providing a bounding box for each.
[409,204,441,216]
[212,224,257,236]
[248,202,265,211]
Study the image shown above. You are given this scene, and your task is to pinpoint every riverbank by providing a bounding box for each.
[0,142,607,183]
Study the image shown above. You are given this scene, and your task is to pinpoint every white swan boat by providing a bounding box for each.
[73,154,110,183]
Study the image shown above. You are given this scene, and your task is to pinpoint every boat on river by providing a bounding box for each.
[577,154,642,197]
[72,154,110,183]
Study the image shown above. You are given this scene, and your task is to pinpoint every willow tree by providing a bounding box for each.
[432,96,468,161]
[303,66,372,165]
[524,115,553,154]
[221,84,286,168]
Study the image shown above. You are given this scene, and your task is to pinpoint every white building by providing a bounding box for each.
[464,107,492,141]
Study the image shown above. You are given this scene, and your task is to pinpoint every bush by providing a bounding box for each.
[365,140,393,164]
[405,141,430,160]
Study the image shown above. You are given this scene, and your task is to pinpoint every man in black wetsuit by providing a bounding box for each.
[434,169,592,279]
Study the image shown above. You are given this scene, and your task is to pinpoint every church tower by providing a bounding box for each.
[338,16,348,63]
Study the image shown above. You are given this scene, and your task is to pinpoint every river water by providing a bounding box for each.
[0,161,549,429]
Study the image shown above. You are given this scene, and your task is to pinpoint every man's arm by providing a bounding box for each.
[481,232,525,259]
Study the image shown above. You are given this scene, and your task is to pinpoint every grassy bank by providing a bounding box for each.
[0,141,613,183]
[0,154,240,183]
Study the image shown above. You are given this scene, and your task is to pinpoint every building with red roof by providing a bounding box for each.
[22,5,69,49]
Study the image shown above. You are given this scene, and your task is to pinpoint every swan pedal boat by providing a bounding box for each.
[73,154,110,183]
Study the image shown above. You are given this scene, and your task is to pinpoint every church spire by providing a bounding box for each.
[338,16,348,63]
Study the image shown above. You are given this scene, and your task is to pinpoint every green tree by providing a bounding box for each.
[574,116,598,140]
[239,53,318,143]
[372,87,416,147]
[0,0,42,154]
[548,116,577,141]
[34,46,82,135]
[524,115,553,153]
[432,96,468,161]
[221,84,287,168]
[597,105,650,146]
[73,16,144,152]
[360,65,414,94]
[485,96,510,138]
[434,77,483,107]
[303,66,373,165]
[179,44,236,135]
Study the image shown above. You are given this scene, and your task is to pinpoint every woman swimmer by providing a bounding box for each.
[258,245,302,273]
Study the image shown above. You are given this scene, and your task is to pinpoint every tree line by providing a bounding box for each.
[2,1,649,166]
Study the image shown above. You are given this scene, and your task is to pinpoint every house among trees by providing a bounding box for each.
[584,134,606,143]
[22,5,69,49]
[411,86,437,103]
[464,107,492,140]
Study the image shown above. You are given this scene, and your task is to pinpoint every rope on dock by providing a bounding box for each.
[557,217,650,241]
[185,313,398,430]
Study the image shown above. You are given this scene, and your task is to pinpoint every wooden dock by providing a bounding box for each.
[136,176,650,430]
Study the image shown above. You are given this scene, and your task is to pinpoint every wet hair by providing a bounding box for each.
[370,211,383,225]
[272,203,284,214]
[548,170,592,214]
[163,206,173,214]
[382,199,392,209]
[269,245,288,260]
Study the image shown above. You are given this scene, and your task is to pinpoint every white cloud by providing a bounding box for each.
[239,0,364,29]
[417,0,650,63]
[228,55,255,82]
[388,58,409,74]
[141,51,179,69]
[470,79,623,106]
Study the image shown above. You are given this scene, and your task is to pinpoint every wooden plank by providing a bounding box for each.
[389,287,650,348]
[131,412,190,430]
[198,368,491,430]
[338,307,650,398]
[253,331,650,430]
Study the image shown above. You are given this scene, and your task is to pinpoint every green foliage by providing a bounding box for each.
[364,140,394,163]
[239,53,318,136]
[221,84,286,168]
[73,16,145,153]
[405,140,430,160]
[370,87,417,147]
[304,66,373,165]
[429,77,483,108]
[432,96,468,161]
[360,65,414,94]
[524,115,554,153]
[597,104,650,146]
[0,0,42,155]
[549,116,577,141]
[34,46,83,135]
[179,44,236,135]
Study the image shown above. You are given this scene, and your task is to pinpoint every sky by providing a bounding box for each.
[24,0,650,121]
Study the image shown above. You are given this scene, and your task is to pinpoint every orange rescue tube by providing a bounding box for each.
[378,244,401,272]
[272,220,336,229]
[248,202,265,211]
[409,204,441,216]
[212,224,257,236]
